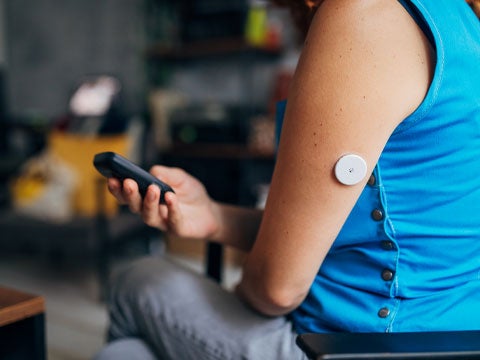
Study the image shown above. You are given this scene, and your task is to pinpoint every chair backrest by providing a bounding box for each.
[297,331,480,359]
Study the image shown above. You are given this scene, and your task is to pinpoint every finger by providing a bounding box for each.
[150,165,185,188]
[107,178,126,203]
[150,190,173,232]
[163,190,177,206]
[163,191,182,231]
[158,201,170,226]
[141,185,162,228]
[123,179,143,213]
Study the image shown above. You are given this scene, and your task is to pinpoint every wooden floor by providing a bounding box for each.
[0,251,241,360]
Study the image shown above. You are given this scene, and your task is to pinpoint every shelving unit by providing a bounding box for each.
[146,37,282,61]
[144,0,288,281]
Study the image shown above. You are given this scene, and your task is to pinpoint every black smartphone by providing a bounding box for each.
[93,151,174,204]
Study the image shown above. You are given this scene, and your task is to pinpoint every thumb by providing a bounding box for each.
[150,165,185,188]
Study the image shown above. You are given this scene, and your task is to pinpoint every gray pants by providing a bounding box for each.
[94,256,307,360]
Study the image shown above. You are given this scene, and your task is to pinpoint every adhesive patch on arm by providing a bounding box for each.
[334,154,367,185]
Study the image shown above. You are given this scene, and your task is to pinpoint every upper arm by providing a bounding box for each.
[239,0,434,314]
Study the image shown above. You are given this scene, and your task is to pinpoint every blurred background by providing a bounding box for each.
[0,0,300,358]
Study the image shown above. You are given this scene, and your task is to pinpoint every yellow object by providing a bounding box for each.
[11,177,45,206]
[245,6,268,47]
[48,131,130,217]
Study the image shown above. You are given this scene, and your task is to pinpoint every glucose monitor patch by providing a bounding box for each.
[334,154,367,185]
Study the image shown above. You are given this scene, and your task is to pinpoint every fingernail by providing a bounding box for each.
[147,190,156,201]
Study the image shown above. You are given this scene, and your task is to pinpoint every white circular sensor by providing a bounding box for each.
[334,154,367,186]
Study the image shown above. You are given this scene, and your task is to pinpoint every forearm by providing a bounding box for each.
[209,202,263,252]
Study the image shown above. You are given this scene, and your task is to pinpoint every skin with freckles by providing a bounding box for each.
[108,0,444,316]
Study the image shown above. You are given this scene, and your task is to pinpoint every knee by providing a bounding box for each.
[94,338,157,360]
[108,256,197,312]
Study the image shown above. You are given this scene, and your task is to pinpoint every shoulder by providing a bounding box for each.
[310,0,420,39]
[296,0,434,125]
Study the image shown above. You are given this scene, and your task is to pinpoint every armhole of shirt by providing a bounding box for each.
[397,0,435,48]
[393,0,443,134]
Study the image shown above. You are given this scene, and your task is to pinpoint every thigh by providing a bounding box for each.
[107,256,306,360]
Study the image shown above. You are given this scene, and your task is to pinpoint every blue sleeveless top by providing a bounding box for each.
[277,0,480,333]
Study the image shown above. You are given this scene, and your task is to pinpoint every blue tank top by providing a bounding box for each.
[277,0,480,333]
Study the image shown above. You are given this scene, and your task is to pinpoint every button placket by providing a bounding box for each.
[369,167,396,323]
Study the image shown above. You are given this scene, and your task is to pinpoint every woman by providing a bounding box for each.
[95,0,480,359]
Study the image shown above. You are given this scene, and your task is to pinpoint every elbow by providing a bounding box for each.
[269,287,308,313]
[237,280,308,317]
[262,285,308,315]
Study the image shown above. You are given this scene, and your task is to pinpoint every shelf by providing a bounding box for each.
[146,37,283,61]
[163,142,275,160]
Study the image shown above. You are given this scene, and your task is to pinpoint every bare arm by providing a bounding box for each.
[209,203,263,252]
[236,0,434,316]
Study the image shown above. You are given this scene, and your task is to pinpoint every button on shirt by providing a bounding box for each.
[278,0,480,335]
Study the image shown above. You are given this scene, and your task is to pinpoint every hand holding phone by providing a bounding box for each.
[93,151,174,204]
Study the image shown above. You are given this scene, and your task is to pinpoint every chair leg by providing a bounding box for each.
[206,242,223,283]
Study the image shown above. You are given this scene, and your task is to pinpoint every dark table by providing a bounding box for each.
[0,286,46,360]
